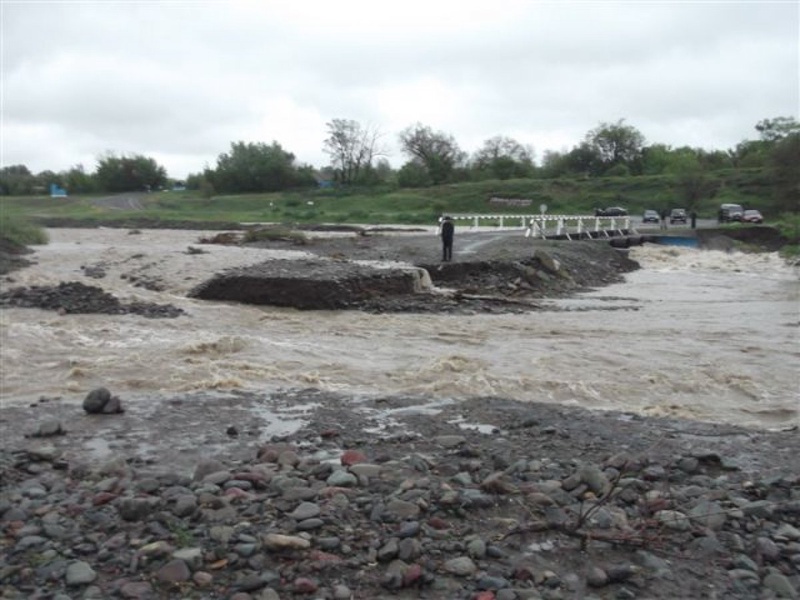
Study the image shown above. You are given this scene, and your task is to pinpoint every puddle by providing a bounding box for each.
[447,416,499,434]
[356,397,456,436]
[81,434,162,462]
[249,402,318,441]
[82,436,113,460]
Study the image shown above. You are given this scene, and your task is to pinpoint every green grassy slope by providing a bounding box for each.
[0,168,784,226]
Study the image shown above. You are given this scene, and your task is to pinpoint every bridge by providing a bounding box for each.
[444,214,635,241]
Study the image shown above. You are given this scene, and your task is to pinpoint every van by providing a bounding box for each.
[719,203,743,223]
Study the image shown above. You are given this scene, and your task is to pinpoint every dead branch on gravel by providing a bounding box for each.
[455,293,545,308]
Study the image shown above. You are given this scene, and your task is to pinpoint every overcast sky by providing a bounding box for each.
[2,1,798,180]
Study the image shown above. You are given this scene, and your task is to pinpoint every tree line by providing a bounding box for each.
[2,116,797,212]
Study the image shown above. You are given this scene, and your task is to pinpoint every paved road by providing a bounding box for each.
[632,217,717,231]
[91,193,148,211]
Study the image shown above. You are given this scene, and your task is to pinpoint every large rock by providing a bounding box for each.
[82,387,111,413]
[82,387,124,414]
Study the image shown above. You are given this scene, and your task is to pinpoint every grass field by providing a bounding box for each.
[0,168,788,228]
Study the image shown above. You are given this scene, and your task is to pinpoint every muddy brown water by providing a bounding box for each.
[1,228,797,434]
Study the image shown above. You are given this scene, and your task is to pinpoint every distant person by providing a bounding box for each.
[439,216,455,262]
[660,209,668,231]
[690,210,697,229]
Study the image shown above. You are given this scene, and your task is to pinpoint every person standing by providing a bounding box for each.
[660,209,668,231]
[440,215,455,261]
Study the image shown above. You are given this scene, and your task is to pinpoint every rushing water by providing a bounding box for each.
[1,228,797,430]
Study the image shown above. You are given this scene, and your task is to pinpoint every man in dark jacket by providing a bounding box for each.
[660,209,668,231]
[440,216,455,261]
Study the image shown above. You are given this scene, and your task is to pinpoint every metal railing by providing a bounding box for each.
[444,214,633,240]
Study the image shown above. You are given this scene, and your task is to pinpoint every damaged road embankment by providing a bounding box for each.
[188,259,431,311]
[187,232,641,314]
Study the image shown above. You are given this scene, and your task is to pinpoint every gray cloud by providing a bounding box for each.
[2,0,797,179]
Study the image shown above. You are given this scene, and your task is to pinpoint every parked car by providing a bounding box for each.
[670,208,688,224]
[719,203,744,223]
[742,209,764,224]
[642,210,659,223]
[595,207,628,217]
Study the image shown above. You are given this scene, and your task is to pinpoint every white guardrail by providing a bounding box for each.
[444,214,634,240]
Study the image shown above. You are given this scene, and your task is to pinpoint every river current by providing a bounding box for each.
[1,228,797,430]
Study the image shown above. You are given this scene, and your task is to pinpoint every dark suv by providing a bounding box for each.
[719,204,744,222]
[670,208,687,224]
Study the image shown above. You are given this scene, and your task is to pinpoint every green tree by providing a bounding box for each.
[199,176,216,199]
[565,143,604,177]
[674,169,720,210]
[354,158,395,186]
[538,150,570,178]
[585,119,645,174]
[768,132,800,213]
[397,160,432,188]
[696,149,733,171]
[0,165,35,195]
[756,116,800,142]
[209,141,314,193]
[323,119,386,185]
[471,136,534,180]
[94,153,167,192]
[642,144,707,176]
[731,117,800,170]
[730,140,771,169]
[399,123,465,185]
[663,147,701,175]
[640,144,673,175]
[372,158,394,184]
[62,164,96,194]
[35,170,62,194]
[185,172,204,190]
[538,144,602,178]
[604,163,631,177]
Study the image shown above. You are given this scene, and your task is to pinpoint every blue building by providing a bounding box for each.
[50,183,68,198]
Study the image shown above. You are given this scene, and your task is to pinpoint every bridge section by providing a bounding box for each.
[444,214,635,240]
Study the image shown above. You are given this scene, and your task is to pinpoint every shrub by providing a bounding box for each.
[780,244,799,261]
[774,213,800,243]
[0,215,49,246]
[243,227,307,245]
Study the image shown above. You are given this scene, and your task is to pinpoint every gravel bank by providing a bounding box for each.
[1,389,798,599]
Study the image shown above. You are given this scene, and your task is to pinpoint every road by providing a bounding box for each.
[91,192,148,211]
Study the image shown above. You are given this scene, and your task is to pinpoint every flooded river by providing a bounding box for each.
[1,228,797,430]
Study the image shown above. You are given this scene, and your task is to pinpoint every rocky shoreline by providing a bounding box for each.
[1,389,798,600]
